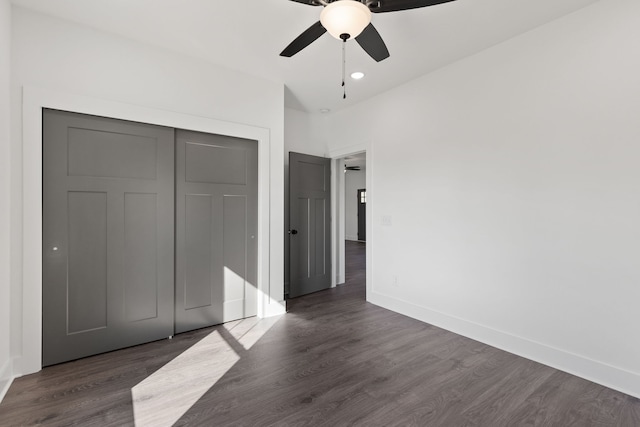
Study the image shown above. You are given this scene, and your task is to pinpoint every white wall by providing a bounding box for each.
[0,0,13,400]
[10,7,285,376]
[345,170,365,241]
[284,108,327,158]
[325,0,640,398]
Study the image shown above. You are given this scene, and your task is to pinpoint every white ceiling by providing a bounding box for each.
[12,0,600,113]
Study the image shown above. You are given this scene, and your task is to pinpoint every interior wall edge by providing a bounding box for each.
[368,290,640,400]
[0,0,12,405]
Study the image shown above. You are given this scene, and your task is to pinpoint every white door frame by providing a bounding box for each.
[329,142,372,299]
[20,87,280,376]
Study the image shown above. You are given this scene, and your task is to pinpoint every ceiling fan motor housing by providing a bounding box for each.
[320,0,372,40]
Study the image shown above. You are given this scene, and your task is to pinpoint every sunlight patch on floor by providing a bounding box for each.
[131,315,282,427]
[224,314,282,350]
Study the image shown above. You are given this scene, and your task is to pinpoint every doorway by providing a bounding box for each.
[342,153,366,288]
[330,147,371,298]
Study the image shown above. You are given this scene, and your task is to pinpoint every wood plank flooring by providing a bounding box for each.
[1,240,639,426]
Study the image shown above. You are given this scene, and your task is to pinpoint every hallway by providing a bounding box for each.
[345,240,366,288]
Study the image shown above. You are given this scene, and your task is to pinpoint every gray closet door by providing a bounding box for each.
[175,130,258,334]
[289,152,331,298]
[43,109,175,366]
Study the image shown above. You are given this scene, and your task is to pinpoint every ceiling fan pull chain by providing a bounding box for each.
[342,38,347,99]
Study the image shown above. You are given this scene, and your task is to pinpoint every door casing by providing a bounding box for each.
[328,145,372,292]
[19,87,284,376]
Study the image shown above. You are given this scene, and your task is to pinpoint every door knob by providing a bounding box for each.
[290,229,298,235]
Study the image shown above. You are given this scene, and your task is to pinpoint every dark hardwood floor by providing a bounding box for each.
[1,240,639,426]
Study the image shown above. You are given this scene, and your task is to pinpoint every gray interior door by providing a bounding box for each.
[42,109,175,366]
[175,130,258,334]
[289,152,331,298]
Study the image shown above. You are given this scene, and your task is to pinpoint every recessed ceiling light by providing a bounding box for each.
[319,108,331,114]
[350,72,365,80]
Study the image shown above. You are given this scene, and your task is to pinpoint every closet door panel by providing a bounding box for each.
[42,109,175,366]
[175,130,258,334]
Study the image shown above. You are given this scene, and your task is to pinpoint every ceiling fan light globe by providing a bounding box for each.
[320,0,372,40]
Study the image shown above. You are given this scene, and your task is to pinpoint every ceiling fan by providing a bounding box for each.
[280,0,458,63]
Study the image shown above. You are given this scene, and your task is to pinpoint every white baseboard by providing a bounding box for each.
[369,291,640,399]
[0,358,14,403]
[263,298,287,317]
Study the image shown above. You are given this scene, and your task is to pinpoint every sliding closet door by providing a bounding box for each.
[42,109,175,366]
[175,130,258,333]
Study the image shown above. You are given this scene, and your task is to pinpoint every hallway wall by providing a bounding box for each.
[345,170,365,241]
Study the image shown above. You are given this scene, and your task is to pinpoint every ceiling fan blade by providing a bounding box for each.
[370,0,457,13]
[355,23,390,62]
[280,21,327,57]
[288,0,323,5]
